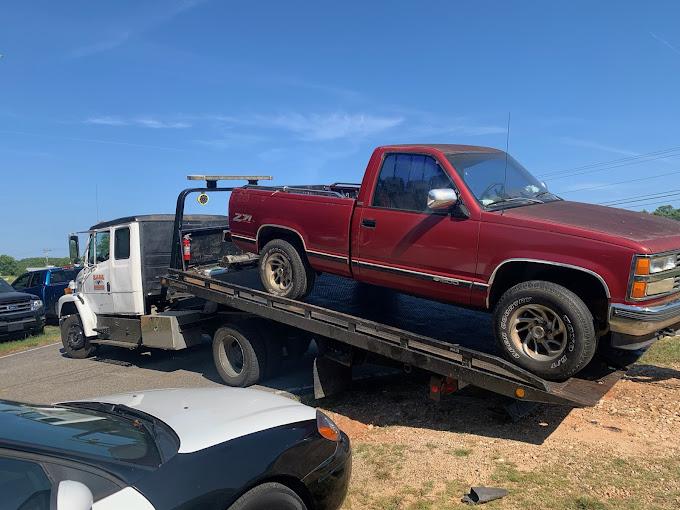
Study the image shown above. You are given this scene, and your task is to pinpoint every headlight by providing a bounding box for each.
[316,410,341,442]
[31,299,43,311]
[631,253,679,299]
[649,255,676,274]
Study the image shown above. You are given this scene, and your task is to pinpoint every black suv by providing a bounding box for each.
[0,279,45,339]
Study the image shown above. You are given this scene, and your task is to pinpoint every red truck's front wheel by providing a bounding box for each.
[492,280,597,380]
[259,239,315,300]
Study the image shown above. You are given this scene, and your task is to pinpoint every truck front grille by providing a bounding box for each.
[0,300,31,315]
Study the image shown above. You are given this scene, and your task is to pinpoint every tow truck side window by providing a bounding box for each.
[95,231,110,263]
[114,227,130,260]
[372,153,454,212]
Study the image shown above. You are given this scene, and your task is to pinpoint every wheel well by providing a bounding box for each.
[59,301,78,319]
[257,227,307,257]
[231,476,313,510]
[488,262,609,325]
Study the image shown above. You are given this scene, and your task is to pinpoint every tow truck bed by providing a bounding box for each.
[165,267,625,409]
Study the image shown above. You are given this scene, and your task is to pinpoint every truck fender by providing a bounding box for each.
[57,294,98,338]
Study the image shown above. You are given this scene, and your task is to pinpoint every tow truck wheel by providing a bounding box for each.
[213,321,267,387]
[61,315,97,359]
[259,239,315,300]
[492,280,597,380]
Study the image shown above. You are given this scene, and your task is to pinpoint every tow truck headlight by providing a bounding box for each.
[31,299,43,311]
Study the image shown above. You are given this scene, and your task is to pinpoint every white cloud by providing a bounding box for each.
[67,0,207,58]
[85,116,190,129]
[69,32,131,59]
[558,137,639,157]
[650,32,680,57]
[212,112,404,141]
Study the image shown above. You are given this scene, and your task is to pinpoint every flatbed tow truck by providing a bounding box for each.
[161,176,627,421]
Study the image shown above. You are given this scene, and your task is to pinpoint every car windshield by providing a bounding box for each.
[445,152,560,209]
[0,401,162,467]
[0,279,14,293]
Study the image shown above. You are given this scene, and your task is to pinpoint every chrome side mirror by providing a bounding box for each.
[427,188,458,210]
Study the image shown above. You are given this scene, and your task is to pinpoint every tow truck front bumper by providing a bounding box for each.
[609,296,680,350]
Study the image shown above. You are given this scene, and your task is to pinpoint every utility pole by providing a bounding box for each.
[43,249,52,267]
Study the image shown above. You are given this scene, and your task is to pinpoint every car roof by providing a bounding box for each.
[380,143,504,155]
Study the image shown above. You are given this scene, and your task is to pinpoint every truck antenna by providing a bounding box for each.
[501,112,510,216]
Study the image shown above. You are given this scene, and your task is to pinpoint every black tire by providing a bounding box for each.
[61,315,97,359]
[492,280,597,380]
[259,239,314,300]
[213,320,267,387]
[228,482,307,510]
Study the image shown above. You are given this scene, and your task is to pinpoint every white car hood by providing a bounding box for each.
[68,387,316,454]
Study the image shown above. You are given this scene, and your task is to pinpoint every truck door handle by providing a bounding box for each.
[361,219,377,228]
[107,282,110,292]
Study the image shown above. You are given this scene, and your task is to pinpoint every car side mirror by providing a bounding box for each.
[51,480,93,510]
[427,188,458,210]
[69,234,80,265]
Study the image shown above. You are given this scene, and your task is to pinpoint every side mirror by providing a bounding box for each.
[69,234,80,265]
[51,480,93,510]
[427,188,458,210]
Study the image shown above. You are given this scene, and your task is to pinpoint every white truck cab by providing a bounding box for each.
[58,214,234,358]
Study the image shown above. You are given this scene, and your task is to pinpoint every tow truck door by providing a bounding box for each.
[81,230,114,315]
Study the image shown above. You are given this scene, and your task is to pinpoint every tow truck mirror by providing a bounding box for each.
[69,234,80,265]
[427,188,458,210]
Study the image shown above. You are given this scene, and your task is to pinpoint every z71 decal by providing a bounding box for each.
[232,213,253,223]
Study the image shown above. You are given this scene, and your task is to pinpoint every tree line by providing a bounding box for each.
[0,255,73,278]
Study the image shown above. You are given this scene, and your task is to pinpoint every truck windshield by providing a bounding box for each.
[445,152,559,209]
[0,279,14,293]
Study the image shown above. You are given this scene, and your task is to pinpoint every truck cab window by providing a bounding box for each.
[95,231,111,263]
[114,227,130,260]
[29,273,43,287]
[12,273,30,290]
[373,153,454,212]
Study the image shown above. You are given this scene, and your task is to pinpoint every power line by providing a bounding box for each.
[599,189,680,206]
[545,152,680,181]
[537,145,680,178]
[618,198,680,210]
[555,170,680,194]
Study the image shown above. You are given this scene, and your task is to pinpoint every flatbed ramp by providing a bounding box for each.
[166,268,625,410]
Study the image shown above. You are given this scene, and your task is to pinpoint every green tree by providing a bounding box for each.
[651,205,680,221]
[0,254,19,276]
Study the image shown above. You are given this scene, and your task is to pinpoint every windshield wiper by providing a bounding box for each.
[486,197,544,208]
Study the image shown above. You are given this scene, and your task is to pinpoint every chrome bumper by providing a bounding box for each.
[609,296,680,350]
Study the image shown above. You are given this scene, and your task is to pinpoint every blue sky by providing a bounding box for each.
[1,0,680,259]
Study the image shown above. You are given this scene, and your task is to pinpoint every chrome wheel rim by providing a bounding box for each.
[508,304,567,361]
[265,253,292,292]
[67,324,85,350]
[219,336,244,376]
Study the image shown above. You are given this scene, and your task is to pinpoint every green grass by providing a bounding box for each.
[353,443,408,480]
[0,326,61,355]
[639,335,680,367]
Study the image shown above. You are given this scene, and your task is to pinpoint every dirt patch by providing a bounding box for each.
[316,354,680,509]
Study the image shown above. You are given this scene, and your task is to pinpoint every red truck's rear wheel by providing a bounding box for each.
[492,280,597,380]
[259,239,315,300]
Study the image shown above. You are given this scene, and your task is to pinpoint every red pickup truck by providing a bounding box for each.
[229,144,680,380]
